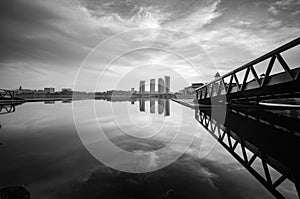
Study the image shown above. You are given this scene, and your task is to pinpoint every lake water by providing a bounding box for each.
[0,99,292,198]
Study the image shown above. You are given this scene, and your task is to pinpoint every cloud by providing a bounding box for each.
[268,0,300,16]
[274,0,300,9]
[0,0,299,90]
[79,0,170,31]
[0,0,99,64]
[165,0,222,33]
[50,152,274,199]
[268,6,280,15]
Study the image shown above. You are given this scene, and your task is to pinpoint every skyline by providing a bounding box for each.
[0,0,300,91]
[12,75,179,93]
[0,1,299,198]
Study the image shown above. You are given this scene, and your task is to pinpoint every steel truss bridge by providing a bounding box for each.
[0,89,15,101]
[195,37,300,104]
[188,37,300,199]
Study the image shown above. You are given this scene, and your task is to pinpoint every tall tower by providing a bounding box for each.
[139,80,145,95]
[214,72,221,80]
[164,76,170,94]
[150,79,155,94]
[158,78,165,94]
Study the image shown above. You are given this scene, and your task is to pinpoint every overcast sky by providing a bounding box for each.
[0,0,299,91]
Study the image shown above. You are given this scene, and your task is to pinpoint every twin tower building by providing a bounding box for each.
[139,76,170,95]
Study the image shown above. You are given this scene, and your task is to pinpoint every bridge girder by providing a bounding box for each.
[196,37,300,104]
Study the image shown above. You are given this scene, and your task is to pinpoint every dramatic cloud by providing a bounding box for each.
[50,153,274,199]
[0,0,299,91]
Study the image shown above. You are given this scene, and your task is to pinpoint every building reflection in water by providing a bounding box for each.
[158,98,164,115]
[150,98,155,114]
[62,99,72,103]
[138,98,170,117]
[44,100,55,104]
[164,99,170,116]
[139,98,145,112]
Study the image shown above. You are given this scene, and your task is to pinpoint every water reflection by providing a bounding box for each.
[138,98,170,117]
[158,99,164,115]
[62,99,72,103]
[194,106,300,199]
[150,98,155,114]
[100,98,179,155]
[0,103,22,143]
[164,99,170,117]
[44,100,55,104]
[139,98,145,112]
[0,103,20,115]
[0,100,283,199]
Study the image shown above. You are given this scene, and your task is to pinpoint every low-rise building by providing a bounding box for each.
[61,88,72,92]
[16,89,35,94]
[44,88,55,94]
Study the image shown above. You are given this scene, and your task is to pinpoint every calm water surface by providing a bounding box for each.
[0,100,282,198]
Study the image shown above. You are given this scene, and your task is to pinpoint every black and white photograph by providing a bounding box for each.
[0,0,300,198]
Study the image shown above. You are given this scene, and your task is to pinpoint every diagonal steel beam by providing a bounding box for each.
[276,53,294,80]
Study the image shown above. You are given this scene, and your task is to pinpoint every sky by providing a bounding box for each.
[0,0,300,91]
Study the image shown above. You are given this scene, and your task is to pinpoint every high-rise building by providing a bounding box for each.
[150,79,155,94]
[139,80,145,95]
[164,76,170,94]
[158,78,165,94]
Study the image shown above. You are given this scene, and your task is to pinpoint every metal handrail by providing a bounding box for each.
[196,36,300,91]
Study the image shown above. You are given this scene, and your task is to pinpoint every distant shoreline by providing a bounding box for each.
[0,98,80,105]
